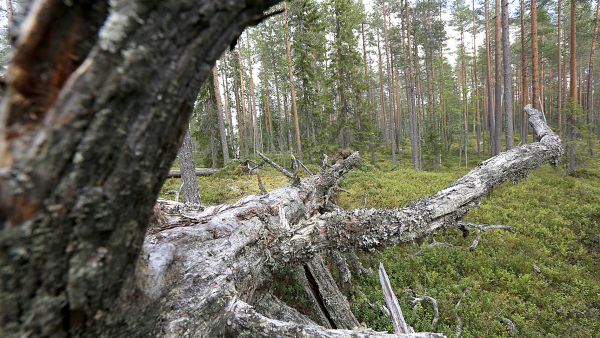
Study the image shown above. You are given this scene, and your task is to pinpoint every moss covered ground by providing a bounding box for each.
[160,155,600,337]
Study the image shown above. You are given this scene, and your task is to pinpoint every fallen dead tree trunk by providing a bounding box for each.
[166,168,219,178]
[109,106,561,337]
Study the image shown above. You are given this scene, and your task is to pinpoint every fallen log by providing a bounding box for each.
[166,168,219,178]
[109,106,561,337]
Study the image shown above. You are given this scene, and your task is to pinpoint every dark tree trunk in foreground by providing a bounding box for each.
[0,1,280,336]
[0,1,563,337]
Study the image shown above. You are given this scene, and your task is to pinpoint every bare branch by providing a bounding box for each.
[257,172,268,195]
[298,159,314,175]
[271,107,560,263]
[379,263,410,334]
[499,317,517,336]
[258,151,295,180]
[166,168,219,178]
[321,154,330,172]
[454,290,469,338]
[411,295,440,327]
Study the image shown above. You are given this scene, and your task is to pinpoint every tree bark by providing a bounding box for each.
[494,0,503,155]
[520,0,529,144]
[213,65,230,164]
[502,0,514,150]
[473,0,481,159]
[567,0,577,174]
[557,0,563,134]
[178,127,203,207]
[0,1,281,336]
[531,0,541,110]
[284,2,303,161]
[485,0,495,153]
[586,0,600,156]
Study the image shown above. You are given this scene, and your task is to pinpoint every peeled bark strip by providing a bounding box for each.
[304,255,359,329]
[166,168,219,179]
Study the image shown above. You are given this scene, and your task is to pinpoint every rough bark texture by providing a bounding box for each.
[178,127,202,206]
[0,1,281,336]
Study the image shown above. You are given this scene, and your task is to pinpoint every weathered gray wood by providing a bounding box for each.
[252,292,317,326]
[166,168,219,178]
[305,255,359,329]
[105,106,562,336]
[227,298,445,338]
[379,263,410,334]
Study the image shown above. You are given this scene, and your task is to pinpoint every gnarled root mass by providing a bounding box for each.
[116,105,561,337]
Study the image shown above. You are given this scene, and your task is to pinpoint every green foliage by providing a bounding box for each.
[343,162,600,337]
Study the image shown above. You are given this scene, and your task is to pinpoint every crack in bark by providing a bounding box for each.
[303,264,337,329]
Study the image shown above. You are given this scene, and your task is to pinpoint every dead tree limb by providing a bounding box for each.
[411,295,440,327]
[104,106,563,336]
[499,317,517,336]
[379,263,411,334]
[166,168,219,179]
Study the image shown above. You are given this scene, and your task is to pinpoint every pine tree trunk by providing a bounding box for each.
[179,126,203,206]
[460,31,469,167]
[502,0,514,149]
[531,0,541,110]
[377,30,387,140]
[585,0,600,156]
[213,66,230,164]
[237,46,248,158]
[567,0,577,174]
[284,3,303,161]
[520,0,529,144]
[557,0,563,134]
[494,0,503,155]
[222,58,236,153]
[404,0,421,171]
[473,0,482,159]
[485,0,495,153]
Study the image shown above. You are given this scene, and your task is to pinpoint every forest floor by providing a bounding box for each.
[160,152,600,337]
